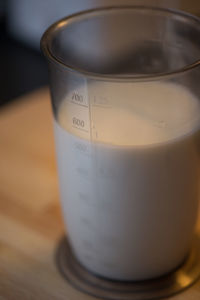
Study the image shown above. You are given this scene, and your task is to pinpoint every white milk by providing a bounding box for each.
[54,81,200,281]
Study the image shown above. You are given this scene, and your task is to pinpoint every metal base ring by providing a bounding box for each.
[55,236,200,300]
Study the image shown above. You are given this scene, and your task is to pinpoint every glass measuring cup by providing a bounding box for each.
[41,6,200,281]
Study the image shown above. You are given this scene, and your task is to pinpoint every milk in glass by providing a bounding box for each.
[54,81,200,280]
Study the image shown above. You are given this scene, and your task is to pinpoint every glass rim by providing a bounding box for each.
[41,5,200,82]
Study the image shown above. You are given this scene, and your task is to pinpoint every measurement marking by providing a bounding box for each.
[79,192,89,201]
[80,217,91,226]
[92,104,112,108]
[72,125,89,133]
[70,101,88,108]
[81,240,94,248]
[76,167,89,178]
[74,143,91,156]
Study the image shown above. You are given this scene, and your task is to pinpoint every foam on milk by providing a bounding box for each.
[54,81,200,280]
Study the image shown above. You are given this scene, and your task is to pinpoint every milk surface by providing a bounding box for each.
[54,81,200,280]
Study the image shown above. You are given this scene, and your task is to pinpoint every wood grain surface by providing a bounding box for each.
[0,88,200,300]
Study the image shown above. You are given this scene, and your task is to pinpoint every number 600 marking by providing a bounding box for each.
[73,117,85,127]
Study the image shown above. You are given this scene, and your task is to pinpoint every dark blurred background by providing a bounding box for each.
[0,0,199,107]
[0,0,48,106]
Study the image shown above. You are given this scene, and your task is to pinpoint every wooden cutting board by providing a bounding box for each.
[0,87,200,300]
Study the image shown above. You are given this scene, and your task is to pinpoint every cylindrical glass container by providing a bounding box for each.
[41,6,200,281]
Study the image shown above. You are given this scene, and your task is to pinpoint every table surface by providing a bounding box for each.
[0,88,200,300]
